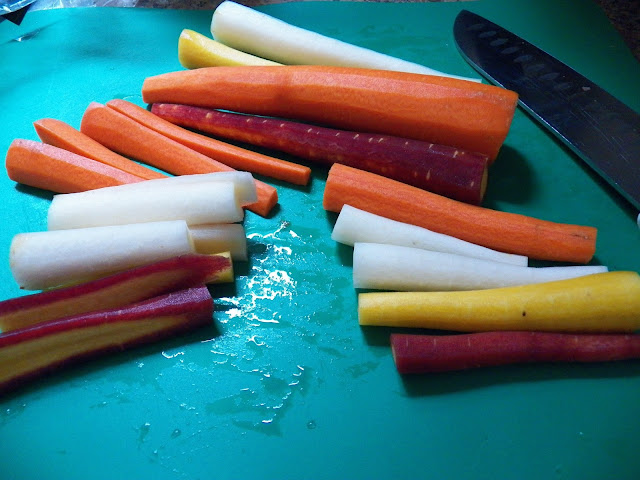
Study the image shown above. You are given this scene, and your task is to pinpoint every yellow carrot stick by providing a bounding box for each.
[179,29,282,68]
[358,271,640,333]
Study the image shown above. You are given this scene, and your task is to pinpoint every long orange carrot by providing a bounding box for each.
[5,139,144,193]
[322,163,597,263]
[33,118,167,181]
[106,99,310,186]
[79,102,278,217]
[141,65,519,161]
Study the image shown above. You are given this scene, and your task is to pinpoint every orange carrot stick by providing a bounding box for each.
[5,139,144,193]
[79,102,278,217]
[141,65,519,161]
[106,99,310,186]
[322,163,597,263]
[33,118,167,181]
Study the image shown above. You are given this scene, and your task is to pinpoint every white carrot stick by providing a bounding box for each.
[333,205,528,266]
[210,1,479,82]
[47,181,243,230]
[10,220,195,290]
[353,243,608,291]
[100,171,258,206]
[189,224,248,261]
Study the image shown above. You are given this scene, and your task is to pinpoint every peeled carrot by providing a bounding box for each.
[107,99,310,186]
[151,103,489,205]
[323,164,597,263]
[391,332,640,374]
[33,118,167,181]
[5,139,144,193]
[359,271,640,333]
[79,102,278,217]
[141,65,518,161]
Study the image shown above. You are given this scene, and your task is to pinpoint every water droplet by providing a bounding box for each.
[137,422,151,444]
[307,420,317,430]
[171,428,181,438]
[12,27,45,42]
[162,350,185,359]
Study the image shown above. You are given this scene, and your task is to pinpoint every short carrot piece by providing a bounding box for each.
[151,103,488,204]
[323,164,597,263]
[106,99,310,186]
[141,65,519,161]
[390,332,640,374]
[79,102,278,217]
[33,118,167,181]
[5,139,144,194]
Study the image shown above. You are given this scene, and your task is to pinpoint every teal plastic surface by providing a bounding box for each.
[1,2,640,479]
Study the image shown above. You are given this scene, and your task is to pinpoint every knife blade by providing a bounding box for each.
[453,9,640,214]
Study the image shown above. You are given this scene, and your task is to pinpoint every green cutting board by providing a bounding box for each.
[1,1,640,479]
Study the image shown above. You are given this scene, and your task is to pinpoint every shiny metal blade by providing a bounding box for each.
[454,9,640,210]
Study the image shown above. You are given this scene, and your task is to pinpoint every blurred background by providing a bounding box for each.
[2,0,638,62]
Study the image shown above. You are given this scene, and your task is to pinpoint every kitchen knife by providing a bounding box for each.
[453,9,640,216]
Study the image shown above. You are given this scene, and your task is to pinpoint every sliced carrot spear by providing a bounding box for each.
[141,65,519,161]
[390,332,640,374]
[106,99,310,186]
[323,163,597,263]
[33,118,167,181]
[79,102,278,217]
[151,103,488,204]
[5,139,144,193]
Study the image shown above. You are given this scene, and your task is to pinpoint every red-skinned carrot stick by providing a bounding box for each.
[79,102,278,217]
[106,99,310,186]
[391,332,640,374]
[323,163,597,263]
[0,253,229,334]
[141,65,519,161]
[33,118,167,180]
[0,286,213,395]
[151,103,489,205]
[5,139,144,193]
